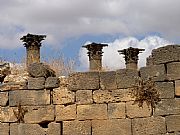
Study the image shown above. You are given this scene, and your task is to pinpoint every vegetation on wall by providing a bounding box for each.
[130,77,161,109]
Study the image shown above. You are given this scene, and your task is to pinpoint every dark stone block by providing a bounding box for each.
[167,62,180,80]
[28,77,45,90]
[140,65,167,81]
[28,62,56,78]
[116,69,139,89]
[45,77,59,89]
[147,45,180,65]
[68,72,100,91]
[100,71,117,90]
[9,90,50,106]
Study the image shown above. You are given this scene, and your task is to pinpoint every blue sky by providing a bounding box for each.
[0,0,180,70]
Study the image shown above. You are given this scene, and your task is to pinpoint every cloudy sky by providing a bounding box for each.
[0,0,179,70]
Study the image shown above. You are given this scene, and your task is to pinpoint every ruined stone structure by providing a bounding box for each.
[21,33,46,67]
[118,47,145,70]
[0,45,180,135]
[83,43,108,71]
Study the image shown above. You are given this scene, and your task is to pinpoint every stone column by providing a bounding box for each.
[118,47,145,70]
[20,33,46,67]
[83,42,108,71]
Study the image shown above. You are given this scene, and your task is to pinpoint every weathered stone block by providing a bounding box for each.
[116,69,139,88]
[155,82,175,99]
[126,101,152,118]
[166,115,180,132]
[0,123,9,135]
[154,99,180,116]
[100,71,117,89]
[45,77,59,89]
[10,123,46,135]
[68,72,99,91]
[9,90,50,106]
[77,104,107,120]
[0,82,27,91]
[0,92,8,106]
[47,122,61,135]
[132,116,166,135]
[108,102,125,119]
[92,119,131,135]
[24,105,54,123]
[140,65,166,81]
[53,87,75,105]
[147,45,180,65]
[28,62,55,78]
[56,104,76,121]
[175,80,180,96]
[1,107,17,122]
[63,120,91,135]
[28,77,45,89]
[167,62,180,80]
[93,89,134,103]
[76,90,93,104]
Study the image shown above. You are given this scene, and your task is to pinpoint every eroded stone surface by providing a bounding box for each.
[0,123,9,135]
[9,90,50,106]
[175,80,180,96]
[132,116,166,135]
[53,87,75,105]
[166,115,180,132]
[77,104,107,120]
[63,120,91,135]
[76,90,93,104]
[167,62,180,80]
[56,104,76,121]
[92,119,131,135]
[108,102,125,119]
[68,72,99,91]
[0,92,8,106]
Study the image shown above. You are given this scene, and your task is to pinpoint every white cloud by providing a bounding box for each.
[0,0,179,49]
[79,36,172,70]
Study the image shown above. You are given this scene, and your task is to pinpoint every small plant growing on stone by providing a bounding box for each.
[130,77,161,109]
[13,103,28,123]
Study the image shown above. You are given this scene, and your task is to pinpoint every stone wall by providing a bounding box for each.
[0,45,180,135]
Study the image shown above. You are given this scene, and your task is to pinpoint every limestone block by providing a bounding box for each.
[108,102,125,119]
[77,104,107,120]
[167,62,180,80]
[47,122,61,135]
[0,123,9,135]
[116,69,139,88]
[10,123,46,135]
[53,87,75,105]
[92,119,131,135]
[45,77,59,89]
[132,116,166,135]
[63,120,91,135]
[0,82,27,91]
[0,92,8,106]
[166,115,180,132]
[140,65,166,81]
[59,76,68,87]
[147,45,180,65]
[28,77,45,89]
[28,62,55,78]
[154,99,180,116]
[56,104,76,121]
[9,90,50,106]
[100,71,117,89]
[24,105,54,123]
[126,101,152,118]
[68,72,99,91]
[93,89,134,103]
[1,107,17,122]
[175,80,180,96]
[155,82,175,99]
[76,90,93,104]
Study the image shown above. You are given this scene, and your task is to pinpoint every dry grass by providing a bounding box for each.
[43,54,76,77]
[130,77,161,109]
